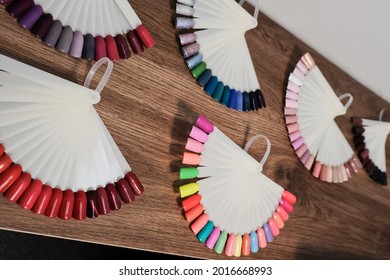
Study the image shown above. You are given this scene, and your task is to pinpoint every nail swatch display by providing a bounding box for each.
[0,55,144,220]
[1,0,155,61]
[284,53,362,183]
[174,0,266,111]
[178,115,296,257]
[351,111,390,185]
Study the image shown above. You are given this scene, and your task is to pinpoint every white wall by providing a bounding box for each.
[251,0,390,102]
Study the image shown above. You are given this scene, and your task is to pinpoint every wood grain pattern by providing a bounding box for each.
[0,1,389,259]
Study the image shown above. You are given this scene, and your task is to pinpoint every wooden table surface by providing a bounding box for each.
[0,1,389,260]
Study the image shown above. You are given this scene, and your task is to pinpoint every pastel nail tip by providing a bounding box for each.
[69,31,84,58]
[189,126,208,143]
[196,115,214,133]
[175,17,195,29]
[179,33,197,46]
[186,53,203,69]
[182,43,200,58]
[185,138,204,153]
[176,3,194,16]
[182,152,201,165]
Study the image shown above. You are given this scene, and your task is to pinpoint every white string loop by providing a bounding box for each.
[83,57,114,94]
[338,93,353,110]
[379,108,387,121]
[244,134,271,172]
[239,0,260,20]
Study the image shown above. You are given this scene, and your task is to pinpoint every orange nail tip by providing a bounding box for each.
[182,152,201,165]
[191,213,208,234]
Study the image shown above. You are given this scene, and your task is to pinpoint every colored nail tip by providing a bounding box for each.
[179,182,199,198]
[181,43,200,58]
[4,172,31,202]
[280,199,294,213]
[273,212,285,229]
[197,221,214,243]
[197,69,212,87]
[190,213,208,234]
[185,203,204,223]
[86,190,99,218]
[312,161,322,178]
[125,172,144,196]
[17,4,43,30]
[276,206,289,222]
[32,185,52,214]
[196,115,214,133]
[0,153,12,173]
[189,126,208,143]
[176,3,194,16]
[31,13,53,39]
[180,167,199,180]
[302,52,316,69]
[116,178,135,204]
[204,76,218,95]
[73,190,87,220]
[105,183,121,211]
[262,223,273,243]
[0,0,13,5]
[105,35,120,61]
[178,33,197,46]
[212,82,224,102]
[206,227,220,249]
[0,144,4,155]
[6,0,33,18]
[250,231,259,253]
[182,194,202,212]
[44,188,63,218]
[242,234,250,256]
[186,53,203,69]
[282,191,297,204]
[94,35,107,61]
[126,30,144,54]
[351,116,363,125]
[58,190,75,220]
[214,230,228,254]
[268,218,280,237]
[182,151,201,165]
[135,25,155,48]
[220,86,231,106]
[115,34,131,59]
[43,20,62,47]
[96,187,110,215]
[56,25,73,54]
[0,164,22,193]
[18,179,42,210]
[224,234,235,256]
[175,17,195,29]
[191,61,206,79]
[185,138,204,153]
[69,31,84,58]
[233,235,242,257]
[257,228,267,248]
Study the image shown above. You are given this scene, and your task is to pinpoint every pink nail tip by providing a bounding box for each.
[196,115,214,133]
[289,130,301,142]
[285,115,298,124]
[285,99,298,109]
[282,191,297,205]
[185,138,204,153]
[292,137,304,150]
[286,90,299,101]
[189,126,208,143]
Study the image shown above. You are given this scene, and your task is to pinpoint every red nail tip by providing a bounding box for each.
[96,187,110,215]
[45,188,63,218]
[0,144,4,155]
[115,34,131,59]
[126,30,144,54]
[18,179,42,210]
[86,190,99,218]
[116,178,135,204]
[58,190,75,220]
[136,25,155,48]
[94,35,107,61]
[0,153,13,174]
[125,171,144,196]
[73,190,87,220]
[4,172,31,202]
[105,183,121,210]
[32,185,52,214]
[105,35,120,61]
[0,164,22,193]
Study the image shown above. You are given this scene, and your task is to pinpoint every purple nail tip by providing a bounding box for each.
[17,5,43,30]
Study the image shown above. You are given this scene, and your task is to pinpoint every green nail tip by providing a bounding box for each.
[197,221,214,243]
[214,230,228,254]
[180,167,199,180]
[191,61,206,79]
[220,86,231,106]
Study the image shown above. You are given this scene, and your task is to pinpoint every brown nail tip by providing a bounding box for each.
[115,34,131,59]
[105,183,121,211]
[31,184,52,214]
[86,190,100,218]
[126,30,144,54]
[96,187,110,215]
[351,116,363,125]
[125,171,144,196]
[116,178,135,204]
[73,190,87,220]
[58,189,75,220]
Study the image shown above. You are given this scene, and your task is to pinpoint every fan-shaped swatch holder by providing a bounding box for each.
[284,53,362,183]
[0,54,144,220]
[174,0,266,111]
[351,111,390,185]
[1,0,155,61]
[178,115,296,257]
